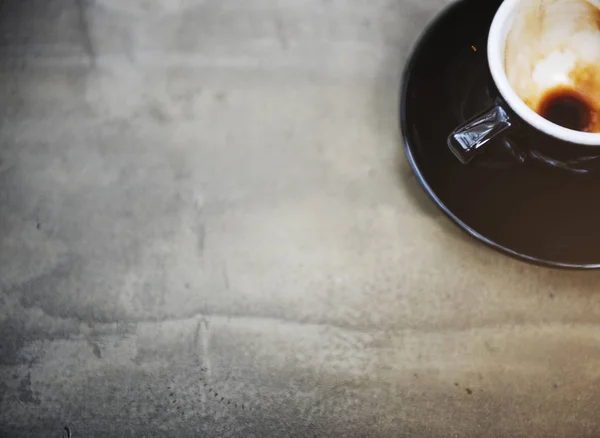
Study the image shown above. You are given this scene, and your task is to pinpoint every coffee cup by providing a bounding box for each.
[448,0,600,164]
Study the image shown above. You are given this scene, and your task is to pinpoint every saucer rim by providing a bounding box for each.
[398,0,600,270]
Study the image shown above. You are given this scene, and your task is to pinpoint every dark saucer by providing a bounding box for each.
[400,0,600,268]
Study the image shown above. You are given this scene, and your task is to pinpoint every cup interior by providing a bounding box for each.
[488,0,600,145]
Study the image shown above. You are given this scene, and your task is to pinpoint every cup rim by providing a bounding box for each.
[487,0,600,146]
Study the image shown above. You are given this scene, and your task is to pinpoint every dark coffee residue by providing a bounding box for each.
[538,87,596,133]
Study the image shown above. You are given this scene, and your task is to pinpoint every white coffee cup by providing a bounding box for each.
[449,0,600,164]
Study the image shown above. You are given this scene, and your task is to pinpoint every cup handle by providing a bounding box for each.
[447,99,513,164]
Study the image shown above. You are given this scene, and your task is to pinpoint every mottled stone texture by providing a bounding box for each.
[1,0,600,437]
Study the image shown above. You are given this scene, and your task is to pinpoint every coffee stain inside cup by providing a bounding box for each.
[537,86,597,132]
[504,0,600,133]
[535,64,600,133]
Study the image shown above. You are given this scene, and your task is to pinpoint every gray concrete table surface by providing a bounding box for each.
[1,0,600,436]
